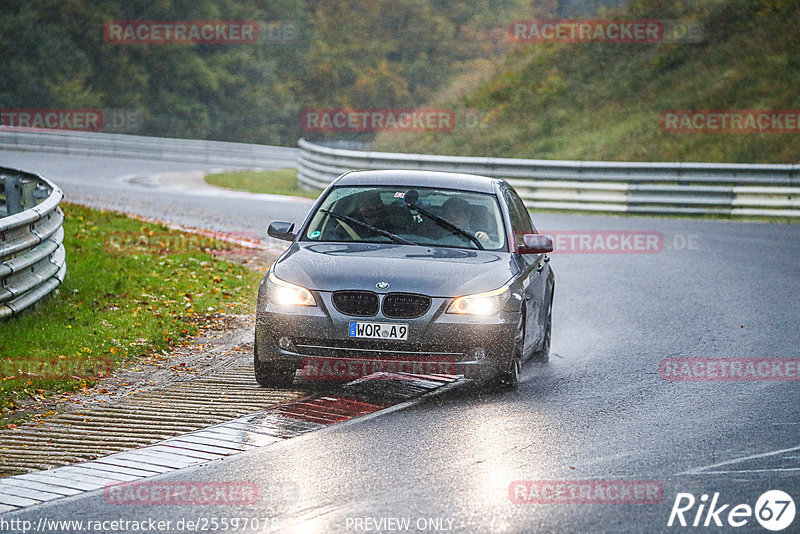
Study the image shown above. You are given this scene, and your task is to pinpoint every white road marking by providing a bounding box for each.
[682,468,800,475]
[677,444,800,475]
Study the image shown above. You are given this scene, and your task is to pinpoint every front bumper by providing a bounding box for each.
[255,290,520,382]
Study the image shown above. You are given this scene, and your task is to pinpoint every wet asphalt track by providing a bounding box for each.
[1,150,799,533]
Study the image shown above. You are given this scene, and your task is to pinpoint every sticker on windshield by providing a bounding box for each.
[309,230,321,239]
[394,192,406,198]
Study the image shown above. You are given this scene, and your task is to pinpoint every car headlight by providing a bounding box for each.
[268,272,316,306]
[447,285,510,316]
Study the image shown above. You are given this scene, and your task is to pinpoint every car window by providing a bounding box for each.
[303,186,507,251]
[504,187,533,248]
[509,188,536,233]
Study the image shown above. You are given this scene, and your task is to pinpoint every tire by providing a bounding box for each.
[532,294,553,362]
[254,341,296,388]
[494,314,524,390]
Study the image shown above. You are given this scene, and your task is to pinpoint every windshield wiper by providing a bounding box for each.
[319,209,416,246]
[403,200,484,250]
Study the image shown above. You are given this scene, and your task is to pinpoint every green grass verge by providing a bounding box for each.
[0,203,263,422]
[205,168,321,199]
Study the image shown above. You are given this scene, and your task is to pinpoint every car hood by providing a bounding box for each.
[272,243,518,297]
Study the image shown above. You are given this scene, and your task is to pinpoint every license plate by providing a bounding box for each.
[348,321,408,340]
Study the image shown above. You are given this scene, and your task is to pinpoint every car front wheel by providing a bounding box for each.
[495,314,524,389]
[254,341,296,388]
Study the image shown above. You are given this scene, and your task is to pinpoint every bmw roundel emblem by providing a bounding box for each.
[376,281,390,290]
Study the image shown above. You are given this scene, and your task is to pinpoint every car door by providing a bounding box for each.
[504,186,547,354]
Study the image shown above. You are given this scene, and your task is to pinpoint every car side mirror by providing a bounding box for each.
[518,234,553,254]
[267,221,296,241]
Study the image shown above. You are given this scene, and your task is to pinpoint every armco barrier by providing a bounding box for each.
[0,167,66,319]
[297,139,800,218]
[0,128,298,168]
[2,130,796,218]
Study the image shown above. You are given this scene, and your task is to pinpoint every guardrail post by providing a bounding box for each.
[33,185,49,202]
[21,180,36,210]
[4,175,22,215]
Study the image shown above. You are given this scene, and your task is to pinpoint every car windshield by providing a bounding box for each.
[303,186,507,251]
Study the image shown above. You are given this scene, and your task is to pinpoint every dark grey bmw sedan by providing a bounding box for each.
[255,170,554,389]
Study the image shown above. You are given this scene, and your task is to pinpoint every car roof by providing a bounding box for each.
[333,170,502,194]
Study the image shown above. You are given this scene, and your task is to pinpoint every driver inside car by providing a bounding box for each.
[440,197,493,247]
[350,190,383,227]
[327,190,405,240]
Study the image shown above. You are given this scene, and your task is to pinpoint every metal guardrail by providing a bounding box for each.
[0,129,298,168]
[2,130,796,217]
[0,167,66,319]
[297,139,800,218]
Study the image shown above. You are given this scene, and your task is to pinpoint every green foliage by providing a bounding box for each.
[0,0,529,145]
[374,0,800,163]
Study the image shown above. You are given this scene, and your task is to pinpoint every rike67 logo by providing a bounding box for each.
[668,490,795,531]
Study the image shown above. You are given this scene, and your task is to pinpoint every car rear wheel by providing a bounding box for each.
[254,341,296,388]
